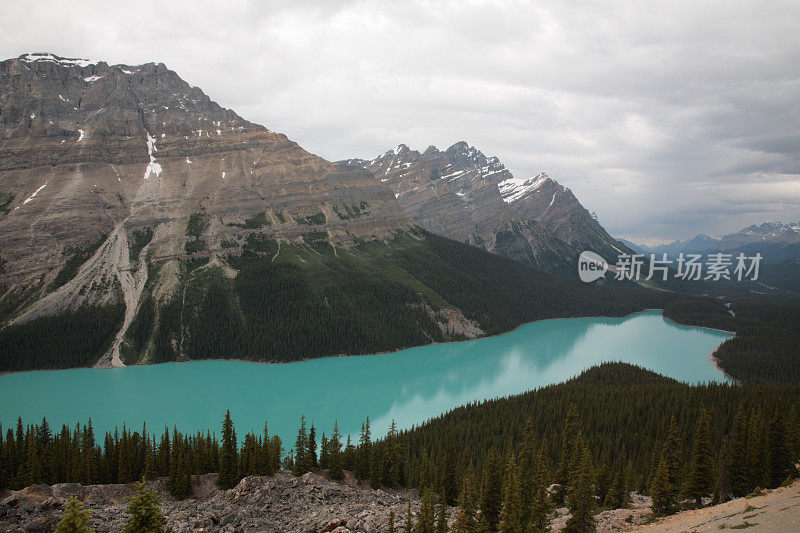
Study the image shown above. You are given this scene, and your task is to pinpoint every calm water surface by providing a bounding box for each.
[0,311,732,445]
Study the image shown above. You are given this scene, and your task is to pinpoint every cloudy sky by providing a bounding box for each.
[2,0,799,242]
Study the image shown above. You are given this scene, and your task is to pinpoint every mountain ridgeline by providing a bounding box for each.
[340,142,631,277]
[0,53,673,372]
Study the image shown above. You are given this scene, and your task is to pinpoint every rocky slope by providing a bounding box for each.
[7,473,795,533]
[341,142,629,276]
[0,53,455,369]
[0,471,426,532]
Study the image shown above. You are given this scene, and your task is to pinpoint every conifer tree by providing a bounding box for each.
[528,441,553,532]
[122,481,167,533]
[746,409,766,489]
[661,417,682,502]
[293,416,309,475]
[726,408,749,497]
[768,409,791,488]
[649,456,673,515]
[684,407,714,507]
[328,421,343,480]
[388,510,396,533]
[320,433,330,470]
[262,422,275,476]
[564,439,596,533]
[453,468,479,533]
[480,448,503,530]
[649,417,681,513]
[498,453,524,532]
[416,489,436,533]
[308,424,318,470]
[55,497,93,533]
[405,502,415,533]
[218,410,239,489]
[518,419,538,525]
[554,405,579,504]
[435,495,449,533]
[529,485,552,533]
[356,418,372,481]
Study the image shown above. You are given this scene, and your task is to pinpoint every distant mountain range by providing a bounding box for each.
[340,142,629,277]
[622,222,800,294]
[623,222,800,262]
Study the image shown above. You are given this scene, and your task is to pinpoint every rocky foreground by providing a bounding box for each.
[0,471,422,533]
[3,472,799,532]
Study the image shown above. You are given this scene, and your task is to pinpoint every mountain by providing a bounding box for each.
[0,53,670,372]
[634,234,722,256]
[623,222,800,294]
[339,142,631,277]
[621,222,800,255]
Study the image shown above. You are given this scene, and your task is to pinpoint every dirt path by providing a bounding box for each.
[630,481,800,532]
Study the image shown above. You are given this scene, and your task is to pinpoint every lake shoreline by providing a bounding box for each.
[1,308,735,377]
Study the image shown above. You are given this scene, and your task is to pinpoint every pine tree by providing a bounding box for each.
[529,485,552,533]
[518,419,538,525]
[453,468,479,533]
[416,489,436,533]
[528,442,553,532]
[356,418,372,481]
[650,418,680,514]
[218,410,239,489]
[684,407,715,507]
[308,424,318,470]
[320,432,330,470]
[122,481,167,533]
[388,510,396,533]
[649,456,673,515]
[55,497,93,533]
[661,417,682,504]
[435,495,449,533]
[768,409,791,488]
[293,416,309,475]
[480,448,503,530]
[328,421,343,480]
[554,405,579,505]
[564,439,596,533]
[727,408,749,497]
[498,453,524,532]
[405,502,415,533]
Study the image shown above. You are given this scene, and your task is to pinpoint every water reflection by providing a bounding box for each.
[0,311,731,446]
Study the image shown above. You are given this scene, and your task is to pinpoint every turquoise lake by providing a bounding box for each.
[0,311,732,446]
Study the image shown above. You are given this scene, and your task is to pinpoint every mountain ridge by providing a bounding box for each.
[339,141,631,277]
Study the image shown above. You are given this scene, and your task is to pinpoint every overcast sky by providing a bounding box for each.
[2,0,799,242]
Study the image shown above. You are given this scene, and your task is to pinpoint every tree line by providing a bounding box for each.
[5,362,800,532]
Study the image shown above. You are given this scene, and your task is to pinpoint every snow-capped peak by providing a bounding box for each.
[498,172,550,204]
[19,53,100,68]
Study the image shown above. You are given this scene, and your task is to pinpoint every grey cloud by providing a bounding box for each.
[1,0,799,240]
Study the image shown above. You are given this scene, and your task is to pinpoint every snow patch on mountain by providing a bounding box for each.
[498,173,549,203]
[15,183,47,210]
[143,132,162,180]
[20,53,99,68]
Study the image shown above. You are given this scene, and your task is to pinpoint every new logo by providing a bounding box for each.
[578,251,608,283]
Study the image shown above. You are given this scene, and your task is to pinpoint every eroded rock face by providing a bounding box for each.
[0,472,429,533]
[342,142,629,276]
[0,53,409,324]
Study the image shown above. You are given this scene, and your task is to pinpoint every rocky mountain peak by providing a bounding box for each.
[1,52,256,151]
[444,141,489,170]
[350,143,626,276]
